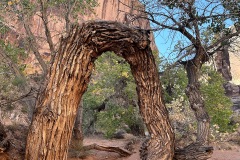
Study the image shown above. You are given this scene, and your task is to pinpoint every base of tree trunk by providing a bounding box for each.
[174,142,213,160]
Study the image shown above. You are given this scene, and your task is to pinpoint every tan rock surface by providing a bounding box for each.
[3,0,158,75]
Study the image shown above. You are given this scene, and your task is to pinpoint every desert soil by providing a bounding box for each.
[68,136,240,160]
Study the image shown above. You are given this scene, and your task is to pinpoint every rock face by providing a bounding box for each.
[91,0,158,51]
[2,0,158,74]
[215,46,232,81]
[215,28,240,112]
[215,26,240,85]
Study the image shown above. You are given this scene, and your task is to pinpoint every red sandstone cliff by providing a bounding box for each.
[2,0,158,74]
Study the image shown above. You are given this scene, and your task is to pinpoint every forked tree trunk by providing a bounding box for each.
[25,21,174,160]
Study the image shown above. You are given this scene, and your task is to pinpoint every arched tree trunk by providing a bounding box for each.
[25,21,174,160]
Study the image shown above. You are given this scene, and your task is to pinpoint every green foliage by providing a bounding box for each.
[84,52,136,103]
[161,65,188,103]
[221,1,240,25]
[12,76,26,87]
[162,64,234,132]
[82,52,141,136]
[0,19,9,34]
[201,66,234,132]
[46,0,98,20]
[96,104,142,138]
[0,0,36,17]
[0,40,26,63]
[0,41,27,109]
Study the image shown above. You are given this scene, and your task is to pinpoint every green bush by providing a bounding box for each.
[12,76,26,87]
[162,65,235,133]
[96,104,143,138]
[201,67,234,132]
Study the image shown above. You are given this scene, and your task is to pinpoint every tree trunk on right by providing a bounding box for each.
[174,50,213,159]
[185,61,210,144]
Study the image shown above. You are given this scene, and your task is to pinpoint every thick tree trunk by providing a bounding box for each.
[25,21,174,160]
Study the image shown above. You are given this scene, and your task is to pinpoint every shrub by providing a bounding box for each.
[96,104,143,138]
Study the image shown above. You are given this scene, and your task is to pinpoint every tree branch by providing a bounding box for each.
[39,0,56,63]
[207,30,240,51]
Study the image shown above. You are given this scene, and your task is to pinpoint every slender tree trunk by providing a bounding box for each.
[185,65,210,144]
[25,21,174,160]
[174,48,213,160]
[184,53,210,145]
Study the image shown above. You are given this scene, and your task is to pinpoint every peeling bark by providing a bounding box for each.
[25,21,174,160]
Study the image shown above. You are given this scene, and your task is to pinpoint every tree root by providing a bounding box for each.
[174,142,213,160]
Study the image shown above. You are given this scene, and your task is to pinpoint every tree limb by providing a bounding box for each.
[82,143,132,157]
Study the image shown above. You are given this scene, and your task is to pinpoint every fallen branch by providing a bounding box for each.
[82,143,132,157]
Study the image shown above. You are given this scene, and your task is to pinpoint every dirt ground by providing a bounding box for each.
[68,136,240,160]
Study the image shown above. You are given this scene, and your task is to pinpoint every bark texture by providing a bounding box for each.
[185,61,210,144]
[174,142,213,160]
[73,101,84,143]
[176,47,213,159]
[25,21,174,160]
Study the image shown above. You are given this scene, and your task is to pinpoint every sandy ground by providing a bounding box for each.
[68,136,240,160]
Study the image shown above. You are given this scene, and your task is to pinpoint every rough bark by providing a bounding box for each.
[73,101,84,143]
[176,48,213,159]
[174,142,213,160]
[25,21,174,160]
[185,60,210,145]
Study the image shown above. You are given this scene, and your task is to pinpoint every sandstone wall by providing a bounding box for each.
[2,0,158,74]
[215,26,240,85]
[215,26,240,112]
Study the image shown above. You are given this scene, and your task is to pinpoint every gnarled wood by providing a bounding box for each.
[174,142,213,160]
[177,47,212,159]
[25,21,174,160]
[184,50,210,145]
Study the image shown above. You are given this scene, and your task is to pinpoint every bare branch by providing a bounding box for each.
[39,0,56,63]
[207,31,240,52]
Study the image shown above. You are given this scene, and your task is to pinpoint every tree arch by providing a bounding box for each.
[25,21,174,160]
